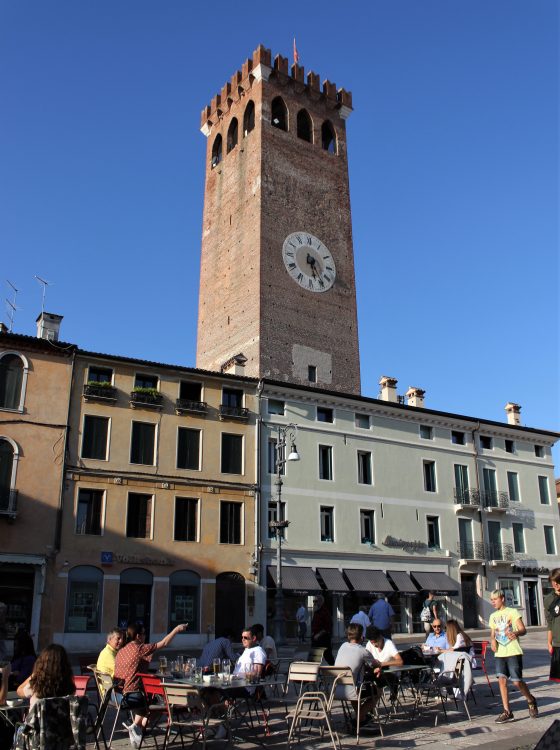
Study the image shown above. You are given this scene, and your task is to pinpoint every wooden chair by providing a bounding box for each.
[284,661,321,698]
[471,640,495,695]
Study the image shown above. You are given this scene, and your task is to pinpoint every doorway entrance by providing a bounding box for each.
[524,580,540,625]
[215,572,245,638]
[118,568,153,636]
[460,574,478,628]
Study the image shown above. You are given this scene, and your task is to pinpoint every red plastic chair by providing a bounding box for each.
[471,640,495,696]
[138,673,168,748]
[73,674,94,697]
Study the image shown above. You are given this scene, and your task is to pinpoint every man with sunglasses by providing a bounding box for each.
[422,620,449,651]
[233,626,267,681]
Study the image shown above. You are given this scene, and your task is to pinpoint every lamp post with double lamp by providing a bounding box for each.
[268,423,300,647]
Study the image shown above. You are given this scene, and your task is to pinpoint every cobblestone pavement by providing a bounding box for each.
[99,630,557,750]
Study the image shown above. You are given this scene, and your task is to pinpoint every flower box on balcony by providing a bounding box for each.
[129,388,163,409]
[175,399,208,416]
[83,381,118,403]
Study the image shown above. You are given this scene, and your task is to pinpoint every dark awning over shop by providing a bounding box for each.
[343,569,393,593]
[387,570,419,594]
[267,565,322,592]
[316,567,349,592]
[411,571,459,595]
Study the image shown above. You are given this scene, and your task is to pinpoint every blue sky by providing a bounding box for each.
[1,1,558,457]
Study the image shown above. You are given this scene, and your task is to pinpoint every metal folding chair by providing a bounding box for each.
[161,682,229,750]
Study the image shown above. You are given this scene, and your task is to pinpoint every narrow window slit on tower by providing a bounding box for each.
[227,118,238,153]
[271,96,288,131]
[321,120,336,153]
[308,365,317,383]
[297,109,312,142]
[211,134,222,168]
[243,100,255,136]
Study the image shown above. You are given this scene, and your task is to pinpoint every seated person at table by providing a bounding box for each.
[97,627,124,678]
[233,626,267,681]
[440,619,474,655]
[114,621,188,748]
[365,626,403,701]
[423,620,449,651]
[17,644,75,708]
[9,630,36,689]
[253,623,277,670]
[198,629,238,669]
[334,623,378,726]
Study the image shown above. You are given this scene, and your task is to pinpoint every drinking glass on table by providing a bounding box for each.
[213,658,221,676]
[159,656,167,675]
[222,660,231,683]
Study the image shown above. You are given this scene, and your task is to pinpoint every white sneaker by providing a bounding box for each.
[214,724,228,740]
[128,724,142,748]
[122,721,132,731]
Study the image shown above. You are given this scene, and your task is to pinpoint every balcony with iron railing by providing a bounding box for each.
[83,382,118,403]
[457,540,485,560]
[218,404,249,421]
[175,399,208,416]
[482,491,510,511]
[0,489,18,518]
[129,389,164,409]
[453,487,481,508]
[486,542,514,563]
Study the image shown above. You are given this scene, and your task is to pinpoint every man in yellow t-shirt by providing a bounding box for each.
[489,589,538,723]
[97,627,124,678]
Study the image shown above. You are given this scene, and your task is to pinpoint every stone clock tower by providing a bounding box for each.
[196,44,361,394]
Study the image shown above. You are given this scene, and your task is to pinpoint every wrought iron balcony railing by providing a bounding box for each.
[83,383,117,402]
[218,404,249,421]
[482,491,510,510]
[486,542,514,562]
[454,488,481,507]
[457,540,485,559]
[129,390,164,408]
[0,489,18,518]
[175,399,208,415]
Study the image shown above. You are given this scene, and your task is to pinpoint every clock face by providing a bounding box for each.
[282,232,336,292]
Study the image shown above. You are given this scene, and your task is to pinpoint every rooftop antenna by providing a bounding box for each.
[34,275,52,314]
[6,280,19,333]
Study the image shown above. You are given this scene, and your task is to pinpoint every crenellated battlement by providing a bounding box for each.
[200,44,353,132]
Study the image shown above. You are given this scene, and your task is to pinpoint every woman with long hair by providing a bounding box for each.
[443,619,473,653]
[17,644,75,706]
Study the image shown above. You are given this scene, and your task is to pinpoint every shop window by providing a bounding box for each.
[81,415,109,460]
[296,109,312,142]
[498,578,521,607]
[169,570,200,633]
[220,501,242,544]
[271,97,288,131]
[130,421,156,465]
[118,568,153,635]
[227,118,238,153]
[174,497,198,542]
[126,493,153,538]
[221,433,243,474]
[76,488,103,535]
[0,566,34,637]
[0,352,27,411]
[65,565,103,632]
[211,134,222,167]
[177,427,200,470]
[321,120,336,153]
[0,437,16,513]
[243,100,255,136]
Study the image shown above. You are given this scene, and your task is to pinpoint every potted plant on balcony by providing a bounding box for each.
[131,387,162,405]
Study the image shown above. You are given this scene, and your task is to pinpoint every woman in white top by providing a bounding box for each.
[441,619,474,656]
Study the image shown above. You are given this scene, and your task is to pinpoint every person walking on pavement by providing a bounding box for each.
[296,603,307,643]
[544,567,560,682]
[368,594,394,638]
[420,591,440,634]
[489,588,538,723]
[311,595,334,665]
[350,606,371,635]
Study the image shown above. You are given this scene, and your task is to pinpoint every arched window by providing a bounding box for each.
[65,565,104,633]
[215,572,245,637]
[119,568,153,635]
[169,570,200,633]
[211,134,222,168]
[321,120,337,153]
[227,118,238,153]
[0,438,15,514]
[243,101,255,136]
[271,97,288,131]
[0,353,27,410]
[297,109,312,142]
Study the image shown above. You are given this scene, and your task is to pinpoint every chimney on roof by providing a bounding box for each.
[406,386,425,408]
[221,353,247,376]
[379,375,398,403]
[36,312,63,342]
[505,402,521,426]
[0,322,8,334]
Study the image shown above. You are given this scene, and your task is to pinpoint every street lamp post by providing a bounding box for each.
[268,423,299,647]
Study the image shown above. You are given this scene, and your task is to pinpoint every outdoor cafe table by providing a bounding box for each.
[0,692,28,728]
[382,664,434,720]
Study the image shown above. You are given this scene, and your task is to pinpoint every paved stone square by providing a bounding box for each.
[101,630,557,750]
